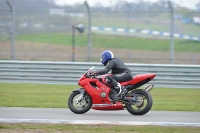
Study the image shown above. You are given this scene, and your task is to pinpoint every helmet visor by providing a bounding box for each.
[100,55,106,64]
[101,55,105,60]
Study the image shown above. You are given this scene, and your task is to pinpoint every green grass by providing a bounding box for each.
[16,33,200,52]
[0,83,200,111]
[0,123,199,133]
[91,17,170,31]
[0,83,74,108]
[150,88,200,111]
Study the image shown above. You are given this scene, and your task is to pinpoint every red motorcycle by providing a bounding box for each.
[68,66,156,115]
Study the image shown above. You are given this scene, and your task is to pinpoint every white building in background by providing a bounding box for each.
[193,17,200,25]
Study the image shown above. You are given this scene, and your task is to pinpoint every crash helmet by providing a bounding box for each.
[100,50,114,65]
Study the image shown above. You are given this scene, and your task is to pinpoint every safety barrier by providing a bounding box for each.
[0,60,200,88]
[92,26,200,41]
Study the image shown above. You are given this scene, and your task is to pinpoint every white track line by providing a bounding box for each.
[0,118,200,127]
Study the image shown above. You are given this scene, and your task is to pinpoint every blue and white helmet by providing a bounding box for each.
[101,51,114,65]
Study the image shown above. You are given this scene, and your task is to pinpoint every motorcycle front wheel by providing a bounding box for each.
[68,91,92,114]
[125,89,153,115]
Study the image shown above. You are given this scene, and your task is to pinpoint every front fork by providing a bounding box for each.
[73,88,85,102]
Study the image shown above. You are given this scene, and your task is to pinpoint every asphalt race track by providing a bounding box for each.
[0,107,200,127]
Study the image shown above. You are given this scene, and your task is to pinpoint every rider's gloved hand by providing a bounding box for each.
[91,71,98,76]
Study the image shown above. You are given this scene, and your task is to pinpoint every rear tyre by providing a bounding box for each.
[68,91,92,114]
[125,89,153,115]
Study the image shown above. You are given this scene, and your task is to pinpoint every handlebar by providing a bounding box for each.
[85,72,102,81]
[86,71,96,78]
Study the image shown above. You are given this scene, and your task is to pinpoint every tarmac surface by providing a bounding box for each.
[0,107,200,127]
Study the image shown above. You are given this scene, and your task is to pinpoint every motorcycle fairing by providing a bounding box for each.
[92,102,124,110]
[121,74,156,86]
[79,78,112,104]
[97,73,156,90]
[78,78,124,110]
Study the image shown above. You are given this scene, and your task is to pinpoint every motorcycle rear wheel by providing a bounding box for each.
[125,89,153,115]
[68,91,92,114]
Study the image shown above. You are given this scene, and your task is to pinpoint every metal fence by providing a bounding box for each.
[0,0,200,64]
[0,60,200,88]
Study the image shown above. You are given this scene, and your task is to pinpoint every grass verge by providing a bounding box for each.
[0,83,200,111]
[0,123,200,133]
[15,33,200,52]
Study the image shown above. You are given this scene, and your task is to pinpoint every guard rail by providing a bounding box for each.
[0,60,199,88]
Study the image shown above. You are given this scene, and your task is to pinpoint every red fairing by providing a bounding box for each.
[78,74,124,110]
[92,102,124,110]
[79,78,110,104]
[95,73,156,86]
[121,74,156,86]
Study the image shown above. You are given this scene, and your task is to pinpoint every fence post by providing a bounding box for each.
[84,1,92,62]
[6,0,16,60]
[124,1,131,62]
[168,1,174,64]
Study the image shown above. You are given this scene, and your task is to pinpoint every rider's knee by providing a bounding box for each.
[105,76,112,84]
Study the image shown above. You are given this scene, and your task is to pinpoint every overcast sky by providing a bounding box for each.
[54,0,200,10]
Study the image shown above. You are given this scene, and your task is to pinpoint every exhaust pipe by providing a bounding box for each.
[144,84,154,92]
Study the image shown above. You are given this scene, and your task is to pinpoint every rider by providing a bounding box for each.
[92,50,133,97]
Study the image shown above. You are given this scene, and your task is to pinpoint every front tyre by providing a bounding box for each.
[68,91,92,114]
[125,89,153,115]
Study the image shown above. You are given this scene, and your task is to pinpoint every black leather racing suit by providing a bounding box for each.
[97,58,133,88]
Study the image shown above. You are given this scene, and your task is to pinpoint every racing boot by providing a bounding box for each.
[115,83,124,98]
